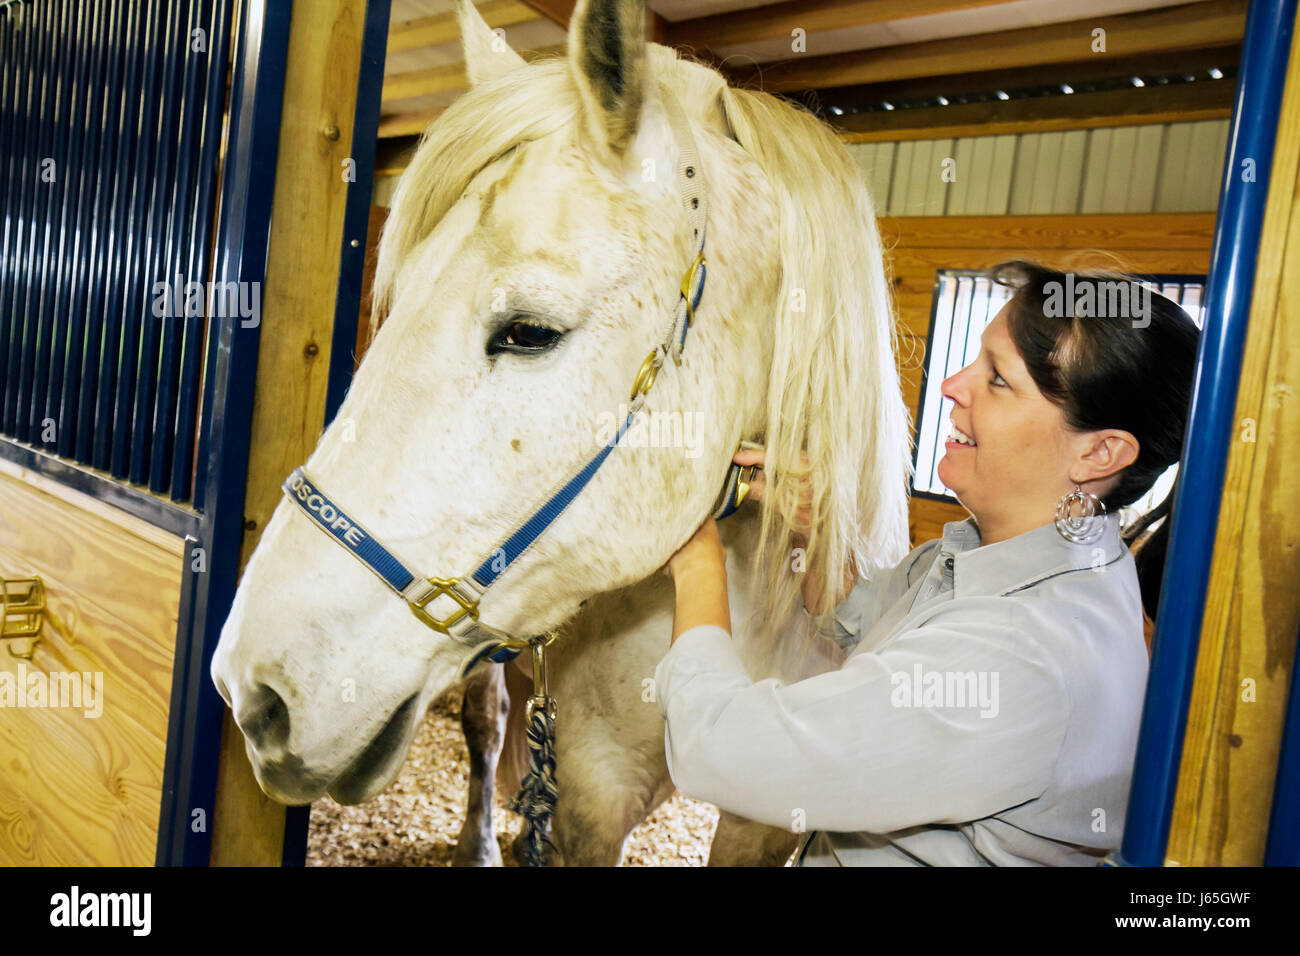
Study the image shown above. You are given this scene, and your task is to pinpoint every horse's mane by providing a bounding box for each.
[374,47,913,672]
[716,79,912,666]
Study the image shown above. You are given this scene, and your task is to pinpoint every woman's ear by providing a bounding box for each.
[1076,429,1140,483]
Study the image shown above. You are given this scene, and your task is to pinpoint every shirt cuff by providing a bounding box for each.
[654,625,751,719]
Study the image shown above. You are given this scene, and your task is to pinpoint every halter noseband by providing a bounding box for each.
[281,86,737,677]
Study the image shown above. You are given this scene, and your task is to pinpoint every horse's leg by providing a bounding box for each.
[452,664,509,866]
[707,810,800,866]
[544,724,677,867]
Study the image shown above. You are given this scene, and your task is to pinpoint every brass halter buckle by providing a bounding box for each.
[679,251,706,326]
[409,576,480,634]
[630,347,664,401]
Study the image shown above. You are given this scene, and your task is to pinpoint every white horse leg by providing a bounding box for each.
[452,665,509,866]
[544,697,677,867]
[707,810,800,866]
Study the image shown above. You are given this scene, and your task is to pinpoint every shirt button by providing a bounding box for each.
[943,555,954,572]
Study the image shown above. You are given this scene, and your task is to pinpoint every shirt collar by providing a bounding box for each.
[941,512,1128,599]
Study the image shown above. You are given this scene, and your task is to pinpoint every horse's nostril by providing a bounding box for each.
[237,683,291,753]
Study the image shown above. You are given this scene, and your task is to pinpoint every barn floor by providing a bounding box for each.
[306,684,721,866]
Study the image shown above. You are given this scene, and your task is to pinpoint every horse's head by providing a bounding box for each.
[212,0,910,806]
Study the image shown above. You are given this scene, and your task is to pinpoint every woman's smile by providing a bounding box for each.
[946,423,977,449]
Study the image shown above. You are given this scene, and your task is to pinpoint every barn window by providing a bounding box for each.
[912,269,1207,522]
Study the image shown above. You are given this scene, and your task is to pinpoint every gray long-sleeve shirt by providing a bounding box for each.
[654,512,1149,866]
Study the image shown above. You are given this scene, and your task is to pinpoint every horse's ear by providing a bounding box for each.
[568,0,647,157]
[455,0,526,86]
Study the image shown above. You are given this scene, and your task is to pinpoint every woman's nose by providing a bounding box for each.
[941,365,971,405]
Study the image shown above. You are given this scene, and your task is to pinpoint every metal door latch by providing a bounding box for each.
[1,576,44,659]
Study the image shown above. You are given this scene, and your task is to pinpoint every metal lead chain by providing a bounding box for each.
[510,633,559,866]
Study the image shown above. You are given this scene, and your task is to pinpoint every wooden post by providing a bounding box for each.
[1166,5,1300,865]
[209,0,370,866]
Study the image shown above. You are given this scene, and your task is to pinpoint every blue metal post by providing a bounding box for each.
[1112,0,1298,866]
[323,0,392,426]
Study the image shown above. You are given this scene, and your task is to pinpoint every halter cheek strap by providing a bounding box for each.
[282,469,514,659]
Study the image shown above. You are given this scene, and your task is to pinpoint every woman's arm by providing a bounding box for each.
[654,610,1070,834]
[666,518,730,645]
[662,446,856,642]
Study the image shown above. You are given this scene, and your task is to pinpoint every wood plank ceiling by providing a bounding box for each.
[378,0,1243,158]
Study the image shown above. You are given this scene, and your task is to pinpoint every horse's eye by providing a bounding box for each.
[487,320,564,355]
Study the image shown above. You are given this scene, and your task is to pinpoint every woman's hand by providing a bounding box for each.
[732,447,856,615]
[733,447,813,535]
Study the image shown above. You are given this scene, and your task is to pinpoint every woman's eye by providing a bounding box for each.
[989,371,1008,388]
[487,320,564,355]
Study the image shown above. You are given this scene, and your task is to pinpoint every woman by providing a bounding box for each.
[659,260,1200,866]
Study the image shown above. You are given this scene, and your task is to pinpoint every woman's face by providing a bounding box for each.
[937,304,1083,536]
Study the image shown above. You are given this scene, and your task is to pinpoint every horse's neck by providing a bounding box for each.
[548,504,775,674]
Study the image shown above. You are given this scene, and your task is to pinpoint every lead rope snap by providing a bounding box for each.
[508,633,559,866]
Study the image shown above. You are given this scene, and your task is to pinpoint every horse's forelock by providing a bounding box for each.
[372,48,728,335]
[372,59,579,331]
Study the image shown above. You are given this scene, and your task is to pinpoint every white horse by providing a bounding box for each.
[211,0,910,866]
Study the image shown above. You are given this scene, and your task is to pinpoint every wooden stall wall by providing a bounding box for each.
[878,211,1216,547]
[0,462,184,865]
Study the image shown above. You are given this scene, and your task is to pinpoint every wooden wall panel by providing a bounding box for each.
[879,212,1216,547]
[0,460,184,865]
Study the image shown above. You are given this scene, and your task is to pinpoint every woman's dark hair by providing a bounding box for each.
[990,260,1201,622]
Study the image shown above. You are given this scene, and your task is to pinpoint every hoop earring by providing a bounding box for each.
[1055,482,1107,544]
